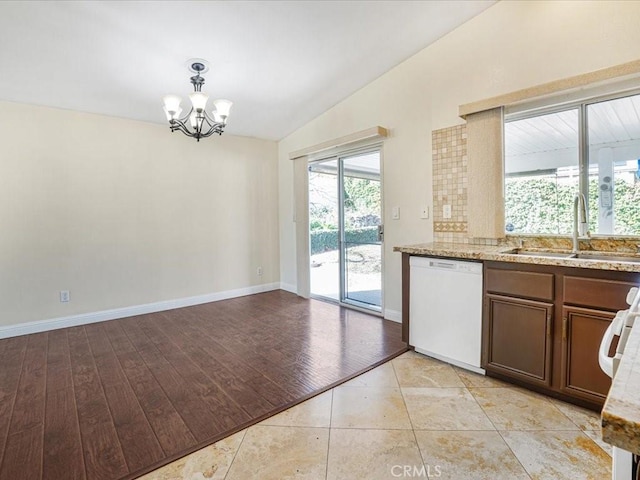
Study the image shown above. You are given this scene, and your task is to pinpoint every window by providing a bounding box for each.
[505,93,640,236]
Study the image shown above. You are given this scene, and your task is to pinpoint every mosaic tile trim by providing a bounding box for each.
[434,221,468,233]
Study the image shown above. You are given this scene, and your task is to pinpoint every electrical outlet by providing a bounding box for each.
[443,204,452,219]
[420,205,429,219]
[60,290,70,303]
[257,266,263,276]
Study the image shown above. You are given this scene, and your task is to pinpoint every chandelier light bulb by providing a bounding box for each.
[189,92,209,113]
[189,112,197,129]
[213,99,233,120]
[162,95,182,117]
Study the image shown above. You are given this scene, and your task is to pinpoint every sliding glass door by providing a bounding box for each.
[308,149,382,312]
[309,158,340,302]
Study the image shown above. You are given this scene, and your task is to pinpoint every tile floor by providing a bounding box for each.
[141,350,612,480]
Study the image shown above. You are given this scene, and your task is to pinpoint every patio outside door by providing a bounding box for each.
[308,149,382,312]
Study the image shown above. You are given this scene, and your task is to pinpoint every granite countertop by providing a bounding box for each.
[393,242,640,273]
[602,319,640,455]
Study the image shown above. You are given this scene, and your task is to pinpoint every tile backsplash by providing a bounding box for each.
[432,124,500,246]
[432,124,469,243]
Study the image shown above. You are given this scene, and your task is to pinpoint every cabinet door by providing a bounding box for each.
[485,294,554,387]
[560,306,614,403]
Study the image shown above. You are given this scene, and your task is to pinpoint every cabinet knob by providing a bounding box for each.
[562,317,568,341]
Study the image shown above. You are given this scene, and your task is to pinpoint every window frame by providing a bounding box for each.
[504,88,640,237]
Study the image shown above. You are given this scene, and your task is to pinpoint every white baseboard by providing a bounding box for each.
[0,282,281,339]
[279,282,297,294]
[384,308,402,323]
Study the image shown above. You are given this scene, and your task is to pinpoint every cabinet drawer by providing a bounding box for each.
[563,276,637,311]
[485,268,554,301]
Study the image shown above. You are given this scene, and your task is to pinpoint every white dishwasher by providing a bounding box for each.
[409,256,484,373]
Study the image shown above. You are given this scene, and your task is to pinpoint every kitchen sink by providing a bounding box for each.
[505,249,640,263]
[572,253,640,263]
[505,249,575,258]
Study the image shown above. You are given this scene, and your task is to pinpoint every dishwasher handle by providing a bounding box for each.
[409,256,483,274]
[429,260,457,269]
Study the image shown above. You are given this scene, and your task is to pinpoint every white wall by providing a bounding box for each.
[0,101,279,327]
[278,0,640,317]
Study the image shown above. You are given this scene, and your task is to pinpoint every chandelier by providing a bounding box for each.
[162,59,232,142]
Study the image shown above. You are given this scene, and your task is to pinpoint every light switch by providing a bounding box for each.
[443,204,452,219]
[420,205,429,219]
[392,206,400,220]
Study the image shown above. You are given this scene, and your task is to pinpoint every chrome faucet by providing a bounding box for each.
[572,193,588,253]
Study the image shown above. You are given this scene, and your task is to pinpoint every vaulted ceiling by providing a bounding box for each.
[0,1,495,140]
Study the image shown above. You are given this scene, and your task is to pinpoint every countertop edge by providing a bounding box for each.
[393,243,640,273]
[601,316,640,455]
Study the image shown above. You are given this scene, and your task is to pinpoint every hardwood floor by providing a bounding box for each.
[0,290,407,480]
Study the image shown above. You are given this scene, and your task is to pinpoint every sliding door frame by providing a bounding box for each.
[307,144,384,314]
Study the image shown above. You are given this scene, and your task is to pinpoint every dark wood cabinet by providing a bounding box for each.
[485,294,553,387]
[484,263,555,387]
[483,261,640,410]
[559,274,638,404]
[560,306,615,402]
